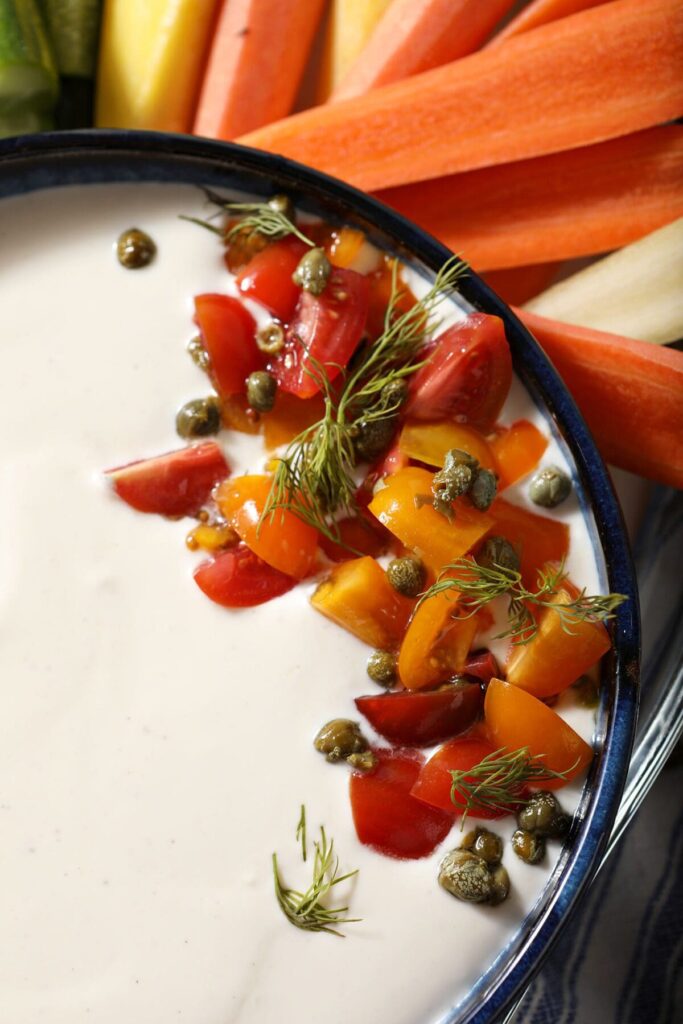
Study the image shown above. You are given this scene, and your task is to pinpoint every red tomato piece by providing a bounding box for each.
[463,649,500,687]
[194,293,261,397]
[193,545,295,607]
[106,442,230,517]
[235,238,308,321]
[350,749,453,859]
[318,513,389,562]
[411,737,508,819]
[269,267,370,399]
[355,682,482,748]
[406,314,512,429]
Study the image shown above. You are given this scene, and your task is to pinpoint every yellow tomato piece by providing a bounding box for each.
[96,0,220,132]
[398,420,496,471]
[398,590,478,690]
[368,467,494,574]
[311,556,413,648]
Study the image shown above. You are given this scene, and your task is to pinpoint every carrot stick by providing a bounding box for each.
[332,0,516,101]
[517,309,683,488]
[375,125,683,270]
[194,0,326,139]
[483,264,562,306]
[238,0,683,192]
[488,0,610,47]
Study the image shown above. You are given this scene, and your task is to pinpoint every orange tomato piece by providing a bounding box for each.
[311,555,414,648]
[216,474,318,579]
[319,514,389,562]
[484,678,593,786]
[398,420,496,471]
[220,394,262,435]
[325,226,366,268]
[488,497,569,588]
[262,391,326,449]
[366,258,418,337]
[506,581,611,698]
[491,420,548,488]
[398,589,479,690]
[369,467,494,574]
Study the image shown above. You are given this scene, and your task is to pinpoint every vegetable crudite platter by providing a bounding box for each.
[0,131,639,1024]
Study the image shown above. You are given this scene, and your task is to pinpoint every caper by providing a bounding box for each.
[489,864,510,905]
[438,849,493,904]
[352,415,397,462]
[367,649,397,687]
[470,828,504,865]
[257,322,285,355]
[433,449,479,505]
[116,227,156,269]
[347,750,378,772]
[292,247,332,295]
[246,371,277,413]
[516,791,569,838]
[470,468,498,511]
[314,719,368,763]
[175,396,221,439]
[386,556,425,598]
[382,378,410,409]
[477,536,520,575]
[268,193,295,221]
[529,465,572,508]
[187,335,210,372]
[511,828,545,865]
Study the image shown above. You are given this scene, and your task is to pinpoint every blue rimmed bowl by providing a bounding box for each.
[0,129,640,1024]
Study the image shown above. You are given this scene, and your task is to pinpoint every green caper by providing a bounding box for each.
[516,791,569,838]
[268,193,295,221]
[432,449,479,506]
[246,371,277,413]
[470,828,504,865]
[116,227,156,269]
[352,415,397,462]
[382,378,410,410]
[477,536,520,575]
[187,335,210,372]
[511,828,545,864]
[438,849,493,903]
[347,750,378,772]
[529,465,572,508]
[489,864,511,905]
[314,719,368,763]
[470,468,498,511]
[256,322,285,355]
[292,247,332,295]
[386,556,425,597]
[367,649,397,687]
[175,396,221,439]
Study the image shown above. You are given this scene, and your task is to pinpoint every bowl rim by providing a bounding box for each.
[0,128,640,1024]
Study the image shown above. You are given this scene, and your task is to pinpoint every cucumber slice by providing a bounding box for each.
[41,0,101,77]
[0,0,58,115]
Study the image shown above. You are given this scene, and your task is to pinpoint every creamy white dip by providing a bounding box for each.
[0,184,602,1024]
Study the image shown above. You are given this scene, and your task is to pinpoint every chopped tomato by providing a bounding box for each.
[269,267,369,399]
[216,474,318,579]
[194,545,295,607]
[194,293,261,398]
[319,514,389,562]
[398,420,496,471]
[262,390,326,449]
[311,556,413,648]
[485,679,593,786]
[350,749,452,859]
[106,442,230,517]
[220,394,262,435]
[487,498,569,588]
[491,420,548,489]
[463,649,500,687]
[406,314,512,429]
[366,259,418,338]
[411,737,507,818]
[398,589,479,690]
[355,682,482,747]
[235,237,308,321]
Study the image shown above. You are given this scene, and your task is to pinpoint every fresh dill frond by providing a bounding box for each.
[450,746,578,825]
[296,804,307,862]
[273,822,360,937]
[419,557,626,645]
[202,188,315,246]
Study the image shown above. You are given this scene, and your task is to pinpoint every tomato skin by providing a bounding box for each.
[194,293,261,397]
[350,749,453,859]
[355,682,482,748]
[194,545,295,607]
[411,737,508,818]
[106,442,230,517]
[463,649,500,687]
[235,238,308,321]
[269,267,369,399]
[406,314,512,429]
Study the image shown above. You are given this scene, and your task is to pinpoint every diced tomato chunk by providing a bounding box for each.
[463,649,500,687]
[106,442,230,517]
[355,681,482,747]
[350,749,453,859]
[411,737,508,818]
[319,514,389,562]
[194,293,261,397]
[487,498,569,588]
[235,237,308,321]
[194,545,295,607]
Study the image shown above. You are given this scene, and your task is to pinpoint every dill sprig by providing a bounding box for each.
[296,803,307,862]
[273,822,360,937]
[182,188,315,246]
[420,557,626,645]
[450,746,578,824]
[261,255,468,544]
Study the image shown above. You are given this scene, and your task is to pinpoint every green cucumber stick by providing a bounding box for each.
[40,0,101,77]
[0,0,58,129]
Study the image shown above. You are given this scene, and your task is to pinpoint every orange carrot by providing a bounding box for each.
[238,0,683,192]
[332,0,516,101]
[194,0,326,139]
[488,0,610,46]
[376,125,683,270]
[517,309,683,488]
[483,264,562,305]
